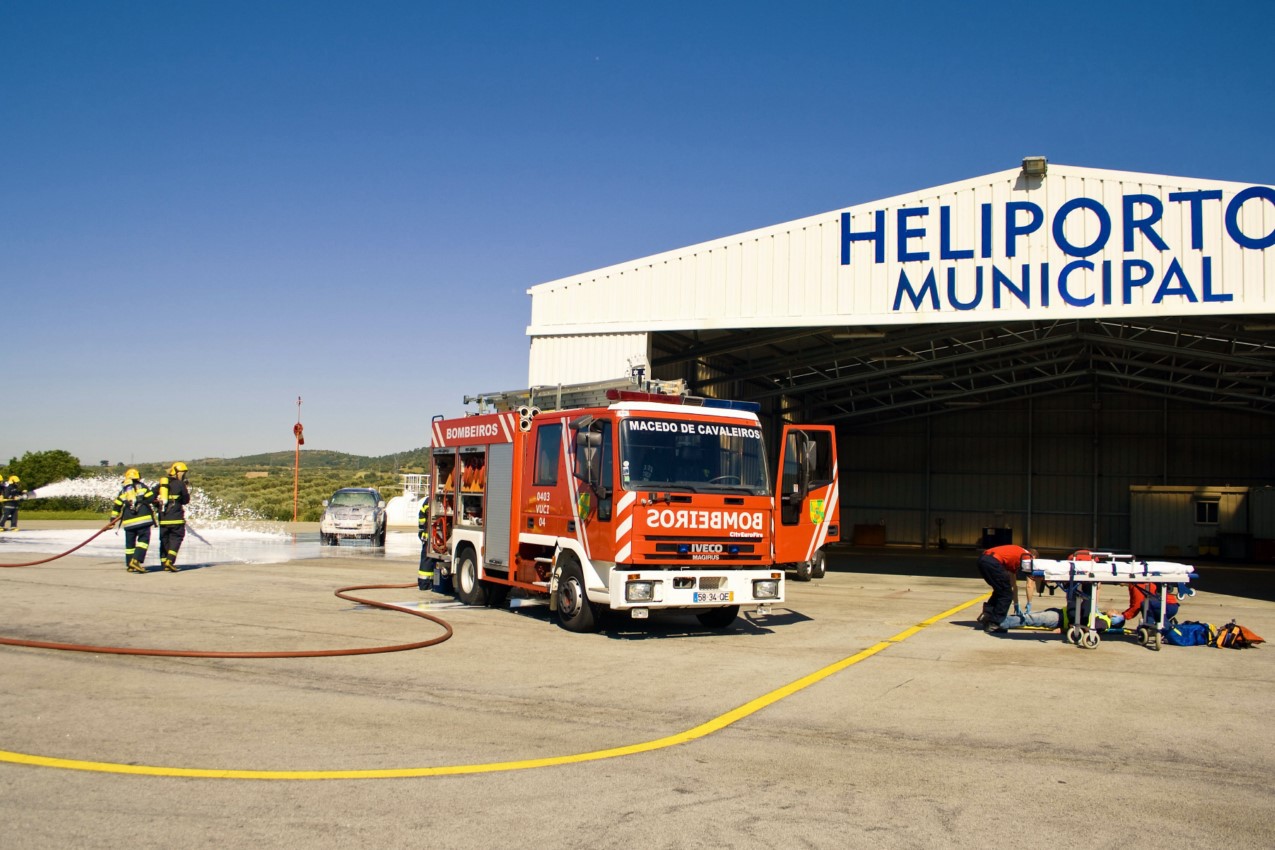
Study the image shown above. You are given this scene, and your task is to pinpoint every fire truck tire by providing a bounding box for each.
[696,605,739,629]
[811,549,827,579]
[793,560,812,582]
[454,547,488,606]
[555,557,599,633]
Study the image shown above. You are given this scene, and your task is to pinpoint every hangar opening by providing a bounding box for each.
[645,316,1275,556]
[525,161,1275,559]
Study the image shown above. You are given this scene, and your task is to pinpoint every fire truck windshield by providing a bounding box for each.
[619,417,770,494]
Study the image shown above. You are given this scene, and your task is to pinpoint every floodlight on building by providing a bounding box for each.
[1021,156,1048,176]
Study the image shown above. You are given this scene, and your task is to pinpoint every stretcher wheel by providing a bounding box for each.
[1080,631,1100,650]
[1136,626,1151,646]
[1065,625,1083,645]
[1149,631,1161,652]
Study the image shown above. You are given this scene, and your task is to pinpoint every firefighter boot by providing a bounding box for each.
[127,559,145,573]
[163,558,178,572]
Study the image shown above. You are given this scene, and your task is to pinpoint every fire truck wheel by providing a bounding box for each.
[696,606,739,629]
[556,557,599,633]
[454,547,488,606]
[793,561,812,582]
[811,549,827,579]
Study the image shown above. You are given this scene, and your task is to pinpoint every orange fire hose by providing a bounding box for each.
[0,524,454,657]
[0,582,452,657]
[0,520,118,568]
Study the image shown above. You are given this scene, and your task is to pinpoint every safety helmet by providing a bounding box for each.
[124,468,140,481]
[7,475,18,484]
[169,461,188,476]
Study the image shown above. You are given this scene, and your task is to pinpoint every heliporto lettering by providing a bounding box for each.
[840,187,1275,312]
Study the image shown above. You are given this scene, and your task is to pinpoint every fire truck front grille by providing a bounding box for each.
[641,538,762,563]
[651,542,758,554]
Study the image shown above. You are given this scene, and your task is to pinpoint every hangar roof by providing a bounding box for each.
[527,162,1275,425]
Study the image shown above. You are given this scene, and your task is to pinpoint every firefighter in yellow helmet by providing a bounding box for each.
[0,475,27,531]
[109,469,158,573]
[156,462,191,572]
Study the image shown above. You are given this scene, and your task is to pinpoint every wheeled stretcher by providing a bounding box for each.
[1028,552,1197,651]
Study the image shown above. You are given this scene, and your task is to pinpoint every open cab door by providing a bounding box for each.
[774,424,840,580]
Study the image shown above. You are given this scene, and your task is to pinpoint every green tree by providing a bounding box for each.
[5,450,84,490]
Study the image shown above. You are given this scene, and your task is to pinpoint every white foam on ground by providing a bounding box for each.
[0,526,309,565]
[0,526,425,566]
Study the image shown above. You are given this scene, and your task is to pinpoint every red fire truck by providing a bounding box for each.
[424,376,839,632]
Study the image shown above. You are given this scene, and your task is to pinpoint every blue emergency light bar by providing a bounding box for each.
[696,397,761,413]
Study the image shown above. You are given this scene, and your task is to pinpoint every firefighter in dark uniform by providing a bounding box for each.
[417,497,434,590]
[110,469,158,573]
[1,475,26,531]
[156,461,191,572]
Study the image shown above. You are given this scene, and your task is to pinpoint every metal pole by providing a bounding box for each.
[293,396,302,523]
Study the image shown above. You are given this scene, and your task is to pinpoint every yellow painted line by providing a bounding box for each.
[0,593,989,780]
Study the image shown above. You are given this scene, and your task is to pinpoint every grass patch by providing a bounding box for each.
[17,510,109,520]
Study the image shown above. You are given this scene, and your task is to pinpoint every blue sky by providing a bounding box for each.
[3,1,1272,466]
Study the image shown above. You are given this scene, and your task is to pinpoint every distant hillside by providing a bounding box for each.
[194,447,431,472]
[60,447,434,522]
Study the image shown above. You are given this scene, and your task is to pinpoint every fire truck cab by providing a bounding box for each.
[425,377,839,632]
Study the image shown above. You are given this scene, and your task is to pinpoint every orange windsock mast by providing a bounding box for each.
[293,396,304,523]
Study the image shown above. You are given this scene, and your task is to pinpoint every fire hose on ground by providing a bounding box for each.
[0,521,453,657]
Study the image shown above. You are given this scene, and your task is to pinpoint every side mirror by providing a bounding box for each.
[801,442,817,490]
[575,430,605,496]
[378,501,387,509]
[322,500,329,507]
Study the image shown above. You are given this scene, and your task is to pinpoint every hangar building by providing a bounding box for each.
[524,160,1275,558]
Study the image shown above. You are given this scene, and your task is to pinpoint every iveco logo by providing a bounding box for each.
[690,543,724,553]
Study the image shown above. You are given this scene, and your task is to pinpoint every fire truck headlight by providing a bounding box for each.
[752,579,780,600]
[626,581,656,602]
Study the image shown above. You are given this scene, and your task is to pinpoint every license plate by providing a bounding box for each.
[693,591,734,603]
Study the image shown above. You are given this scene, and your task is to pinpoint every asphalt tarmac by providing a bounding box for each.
[1,526,1272,849]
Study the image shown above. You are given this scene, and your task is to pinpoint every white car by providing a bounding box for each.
[319,487,387,546]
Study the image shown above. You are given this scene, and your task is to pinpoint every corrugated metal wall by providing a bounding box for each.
[841,392,1274,554]
[528,333,649,386]
[1129,486,1249,558]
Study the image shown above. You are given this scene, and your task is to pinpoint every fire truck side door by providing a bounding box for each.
[572,419,614,558]
[774,424,840,564]
[521,420,570,535]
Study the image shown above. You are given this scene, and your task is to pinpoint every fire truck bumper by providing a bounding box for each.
[607,569,784,609]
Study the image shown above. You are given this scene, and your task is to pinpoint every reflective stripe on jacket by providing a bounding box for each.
[112,482,157,528]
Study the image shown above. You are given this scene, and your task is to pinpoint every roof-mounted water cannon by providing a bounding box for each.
[463,394,502,415]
